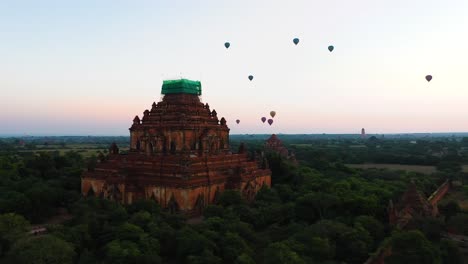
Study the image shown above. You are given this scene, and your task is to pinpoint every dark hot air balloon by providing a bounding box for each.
[293,38,299,45]
[425,75,432,82]
[328,45,334,52]
[248,75,253,81]
[270,111,276,118]
[261,117,266,123]
[236,119,240,124]
[268,119,273,126]
[224,42,230,49]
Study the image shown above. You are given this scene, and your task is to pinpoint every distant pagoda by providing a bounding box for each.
[81,79,271,214]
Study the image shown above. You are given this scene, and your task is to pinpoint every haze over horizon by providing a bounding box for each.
[2,0,468,135]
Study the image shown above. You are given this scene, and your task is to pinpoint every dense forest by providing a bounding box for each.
[1,136,468,263]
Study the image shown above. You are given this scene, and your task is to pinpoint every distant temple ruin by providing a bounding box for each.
[366,180,451,264]
[264,134,297,164]
[81,79,271,214]
[388,180,450,228]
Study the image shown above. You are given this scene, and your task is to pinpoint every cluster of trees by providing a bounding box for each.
[0,137,467,263]
[0,151,83,222]
[288,137,468,166]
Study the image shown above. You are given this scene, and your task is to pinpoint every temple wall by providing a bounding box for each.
[428,180,451,206]
[82,177,126,202]
[130,127,230,154]
[81,178,105,196]
[240,175,271,191]
[144,183,226,211]
[130,131,144,150]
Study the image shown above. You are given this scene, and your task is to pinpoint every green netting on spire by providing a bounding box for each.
[161,79,202,95]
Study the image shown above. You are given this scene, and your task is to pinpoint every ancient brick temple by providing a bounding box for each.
[388,181,437,228]
[265,134,297,164]
[81,79,271,214]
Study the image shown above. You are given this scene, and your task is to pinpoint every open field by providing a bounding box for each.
[347,163,468,175]
[18,146,130,158]
[346,163,437,174]
[19,149,103,158]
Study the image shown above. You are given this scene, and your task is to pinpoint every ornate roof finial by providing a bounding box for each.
[151,102,157,111]
[211,109,217,117]
[142,110,150,121]
[133,115,140,125]
[220,117,226,126]
[109,142,119,155]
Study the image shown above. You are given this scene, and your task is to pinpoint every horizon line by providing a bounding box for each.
[3,132,468,138]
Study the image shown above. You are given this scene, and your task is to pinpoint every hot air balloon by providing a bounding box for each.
[270,111,276,118]
[268,119,273,126]
[425,75,432,82]
[328,45,334,52]
[236,119,240,124]
[248,75,253,81]
[261,117,266,123]
[224,42,230,49]
[293,38,299,45]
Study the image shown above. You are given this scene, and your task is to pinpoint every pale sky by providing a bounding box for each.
[1,0,468,135]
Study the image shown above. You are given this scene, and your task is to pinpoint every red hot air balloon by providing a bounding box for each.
[270,111,276,118]
[236,119,240,124]
[425,75,432,82]
[261,117,266,123]
[268,119,273,126]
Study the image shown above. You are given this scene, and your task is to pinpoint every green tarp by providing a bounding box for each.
[161,79,202,95]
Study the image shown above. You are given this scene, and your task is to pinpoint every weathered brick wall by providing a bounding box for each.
[428,180,451,206]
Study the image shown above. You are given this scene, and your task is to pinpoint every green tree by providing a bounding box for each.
[447,214,468,235]
[176,227,217,261]
[295,192,339,222]
[219,190,245,207]
[7,235,75,264]
[336,228,372,264]
[0,213,30,256]
[187,249,222,264]
[264,242,305,264]
[203,205,225,219]
[116,222,145,242]
[105,239,141,264]
[354,215,384,248]
[439,200,460,221]
[409,217,443,242]
[440,239,463,264]
[77,249,97,264]
[290,236,334,261]
[127,199,160,215]
[66,224,93,254]
[235,253,255,264]
[221,232,252,263]
[385,231,441,264]
[129,211,153,230]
